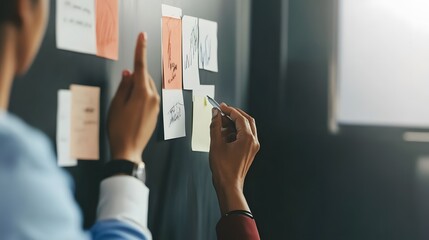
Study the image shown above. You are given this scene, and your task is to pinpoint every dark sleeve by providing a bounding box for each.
[216,215,260,240]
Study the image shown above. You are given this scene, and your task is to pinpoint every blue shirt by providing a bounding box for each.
[0,112,151,240]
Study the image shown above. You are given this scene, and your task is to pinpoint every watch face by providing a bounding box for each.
[134,162,146,182]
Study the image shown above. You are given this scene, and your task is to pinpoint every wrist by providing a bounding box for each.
[111,151,142,163]
[214,183,249,215]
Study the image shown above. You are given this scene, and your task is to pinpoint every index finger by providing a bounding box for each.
[220,104,252,136]
[133,33,150,88]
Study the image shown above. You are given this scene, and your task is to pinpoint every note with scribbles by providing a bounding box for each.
[182,16,200,90]
[56,90,77,167]
[199,19,218,72]
[162,89,186,140]
[192,86,215,152]
[96,0,118,60]
[56,0,97,54]
[70,85,100,160]
[162,5,182,89]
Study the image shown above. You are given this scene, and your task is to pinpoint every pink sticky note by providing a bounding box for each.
[162,17,183,89]
[96,0,119,60]
[70,85,100,160]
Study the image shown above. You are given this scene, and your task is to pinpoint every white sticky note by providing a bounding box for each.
[161,4,182,19]
[192,85,215,101]
[56,0,97,54]
[191,95,212,152]
[162,89,186,140]
[182,16,200,90]
[70,85,100,160]
[199,19,218,72]
[56,90,78,167]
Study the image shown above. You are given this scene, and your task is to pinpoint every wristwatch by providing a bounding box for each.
[103,159,146,182]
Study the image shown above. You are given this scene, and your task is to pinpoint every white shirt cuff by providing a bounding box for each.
[97,176,150,230]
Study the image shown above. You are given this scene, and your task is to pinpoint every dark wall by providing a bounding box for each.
[9,0,250,240]
[247,0,428,239]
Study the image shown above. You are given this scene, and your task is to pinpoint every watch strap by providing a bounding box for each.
[103,159,136,180]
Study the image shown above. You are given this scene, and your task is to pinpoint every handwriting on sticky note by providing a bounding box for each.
[96,0,119,60]
[182,16,200,90]
[162,17,183,89]
[56,90,77,167]
[56,0,97,54]
[199,19,218,72]
[162,89,186,140]
[70,85,100,160]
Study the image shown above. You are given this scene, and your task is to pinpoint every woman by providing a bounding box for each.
[0,0,260,239]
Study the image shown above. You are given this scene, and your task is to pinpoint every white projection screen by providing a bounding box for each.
[335,0,429,128]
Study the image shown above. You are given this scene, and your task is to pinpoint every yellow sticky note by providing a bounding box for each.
[70,84,100,160]
[191,95,212,152]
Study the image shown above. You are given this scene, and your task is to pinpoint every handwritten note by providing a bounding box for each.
[96,0,119,60]
[182,16,200,90]
[191,95,213,152]
[56,90,77,167]
[162,89,186,140]
[199,19,218,72]
[70,85,100,160]
[162,17,183,89]
[56,0,97,54]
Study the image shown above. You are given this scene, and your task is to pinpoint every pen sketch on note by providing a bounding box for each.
[182,16,200,89]
[162,89,186,140]
[184,20,198,70]
[96,0,118,60]
[198,19,218,72]
[162,17,182,89]
[168,102,184,126]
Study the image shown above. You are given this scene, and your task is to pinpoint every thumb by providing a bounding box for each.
[210,108,223,148]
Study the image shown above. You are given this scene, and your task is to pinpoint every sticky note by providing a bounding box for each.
[191,95,213,152]
[96,0,119,60]
[161,4,182,19]
[192,86,214,152]
[192,85,215,101]
[56,90,77,167]
[56,0,97,54]
[162,6,182,89]
[199,19,218,72]
[162,89,186,140]
[182,16,200,90]
[70,85,100,160]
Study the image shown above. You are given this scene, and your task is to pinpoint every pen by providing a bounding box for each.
[206,96,234,122]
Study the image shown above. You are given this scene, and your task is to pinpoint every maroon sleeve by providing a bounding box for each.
[216,215,260,240]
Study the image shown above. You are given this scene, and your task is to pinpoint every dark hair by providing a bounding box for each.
[0,0,38,24]
[0,1,16,23]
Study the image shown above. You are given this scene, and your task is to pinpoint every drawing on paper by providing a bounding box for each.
[184,21,199,70]
[168,29,178,84]
[162,17,182,89]
[168,102,184,126]
[199,35,212,69]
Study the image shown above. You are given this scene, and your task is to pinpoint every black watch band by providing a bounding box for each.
[103,159,146,182]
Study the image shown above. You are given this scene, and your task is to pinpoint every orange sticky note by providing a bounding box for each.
[162,17,182,89]
[70,85,100,160]
[96,0,119,60]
